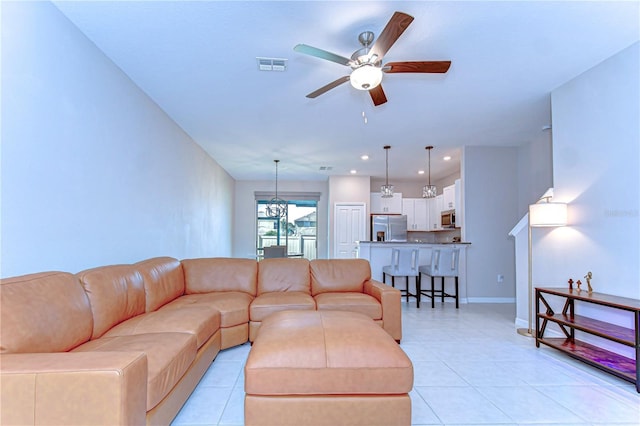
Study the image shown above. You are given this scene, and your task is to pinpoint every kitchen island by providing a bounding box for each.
[358,241,470,305]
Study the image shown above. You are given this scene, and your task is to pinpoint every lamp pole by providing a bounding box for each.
[517,219,535,337]
[517,199,568,338]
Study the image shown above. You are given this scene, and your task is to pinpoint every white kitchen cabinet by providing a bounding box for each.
[370,192,403,214]
[402,198,429,231]
[443,184,455,211]
[428,195,444,230]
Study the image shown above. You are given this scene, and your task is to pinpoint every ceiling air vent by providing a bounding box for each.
[319,166,333,171]
[257,57,287,71]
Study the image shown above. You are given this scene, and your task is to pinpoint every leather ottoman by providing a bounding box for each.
[244,310,413,426]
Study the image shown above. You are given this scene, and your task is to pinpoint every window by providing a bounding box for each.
[256,195,318,260]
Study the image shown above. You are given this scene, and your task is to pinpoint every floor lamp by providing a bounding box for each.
[517,199,568,338]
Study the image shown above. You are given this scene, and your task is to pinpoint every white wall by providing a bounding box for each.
[512,132,553,326]
[463,146,519,301]
[233,180,329,259]
[541,42,639,301]
[1,2,234,277]
[517,131,553,217]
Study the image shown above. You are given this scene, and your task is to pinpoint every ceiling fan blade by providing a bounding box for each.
[369,85,387,106]
[294,44,352,66]
[306,76,351,98]
[369,12,414,60]
[383,61,452,74]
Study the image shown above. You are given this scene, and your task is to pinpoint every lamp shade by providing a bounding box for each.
[350,65,383,90]
[529,202,567,227]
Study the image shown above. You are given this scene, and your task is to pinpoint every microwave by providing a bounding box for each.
[441,210,456,228]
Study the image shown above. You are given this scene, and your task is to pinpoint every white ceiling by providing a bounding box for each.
[52,1,639,182]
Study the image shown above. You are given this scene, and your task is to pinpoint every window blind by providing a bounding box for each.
[254,191,321,201]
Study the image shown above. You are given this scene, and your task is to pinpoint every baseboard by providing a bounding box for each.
[466,297,515,303]
[514,317,528,329]
[401,297,516,304]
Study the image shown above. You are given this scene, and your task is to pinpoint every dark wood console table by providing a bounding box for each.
[535,287,640,392]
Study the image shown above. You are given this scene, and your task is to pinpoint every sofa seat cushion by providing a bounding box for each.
[314,293,383,320]
[250,292,316,322]
[73,332,196,410]
[103,306,220,349]
[164,292,252,328]
[245,310,413,396]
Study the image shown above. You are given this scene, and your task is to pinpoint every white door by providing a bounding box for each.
[334,203,366,258]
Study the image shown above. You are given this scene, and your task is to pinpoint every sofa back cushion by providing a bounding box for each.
[77,265,146,340]
[0,272,93,353]
[182,258,257,296]
[258,258,311,294]
[135,257,185,312]
[310,259,372,296]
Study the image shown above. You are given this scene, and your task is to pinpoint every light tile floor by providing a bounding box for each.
[172,303,640,426]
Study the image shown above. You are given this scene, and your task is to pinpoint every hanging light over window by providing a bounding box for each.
[266,160,287,218]
[422,146,437,198]
[381,145,394,198]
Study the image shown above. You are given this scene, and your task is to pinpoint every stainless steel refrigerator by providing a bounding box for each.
[371,215,408,242]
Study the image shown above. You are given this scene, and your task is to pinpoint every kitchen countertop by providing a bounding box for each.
[358,241,471,245]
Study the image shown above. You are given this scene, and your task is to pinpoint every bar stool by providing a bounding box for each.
[382,247,420,305]
[418,248,460,308]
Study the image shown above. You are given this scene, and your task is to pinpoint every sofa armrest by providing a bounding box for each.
[364,279,402,342]
[1,351,147,425]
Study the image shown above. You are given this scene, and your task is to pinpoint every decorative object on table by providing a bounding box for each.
[584,271,593,293]
[517,191,568,338]
[381,145,394,198]
[422,145,437,198]
[568,278,574,290]
[576,280,582,292]
[266,160,287,218]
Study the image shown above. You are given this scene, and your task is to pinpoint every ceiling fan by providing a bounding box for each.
[293,11,451,106]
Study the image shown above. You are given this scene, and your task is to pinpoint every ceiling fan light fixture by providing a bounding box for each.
[350,65,383,90]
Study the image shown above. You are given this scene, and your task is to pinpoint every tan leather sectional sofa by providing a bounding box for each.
[0,256,401,425]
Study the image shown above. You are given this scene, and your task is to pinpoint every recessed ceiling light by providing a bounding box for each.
[361,155,369,160]
[350,170,357,174]
[443,156,451,161]
[418,170,425,175]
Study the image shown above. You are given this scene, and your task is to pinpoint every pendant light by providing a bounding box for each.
[266,160,287,218]
[422,146,437,198]
[381,145,394,198]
